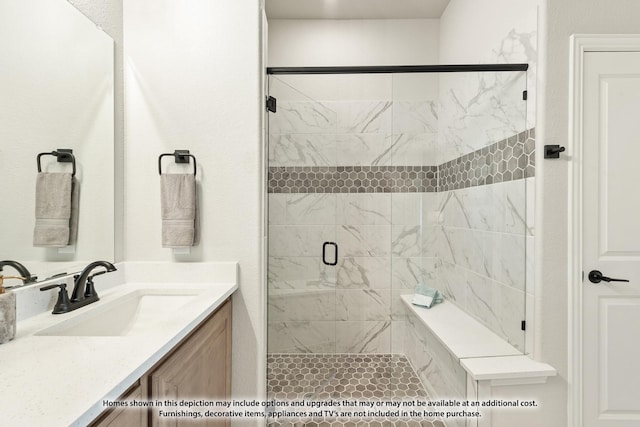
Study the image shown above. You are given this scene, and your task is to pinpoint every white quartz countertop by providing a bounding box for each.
[0,262,238,427]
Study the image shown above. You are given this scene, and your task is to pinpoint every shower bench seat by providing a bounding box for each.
[400,295,555,427]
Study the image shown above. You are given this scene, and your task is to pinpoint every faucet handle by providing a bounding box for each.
[40,283,71,314]
[84,270,109,299]
[85,276,97,299]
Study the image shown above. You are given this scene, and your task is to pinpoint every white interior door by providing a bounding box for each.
[583,51,640,427]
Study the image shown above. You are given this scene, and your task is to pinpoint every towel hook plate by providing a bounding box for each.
[158,150,197,176]
[37,149,76,177]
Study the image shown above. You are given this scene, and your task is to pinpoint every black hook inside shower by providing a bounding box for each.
[37,149,76,177]
[158,150,197,176]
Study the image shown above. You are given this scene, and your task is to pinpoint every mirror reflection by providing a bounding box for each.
[0,0,115,284]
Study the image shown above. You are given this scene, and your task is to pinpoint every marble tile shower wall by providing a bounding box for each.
[431,176,534,351]
[436,71,528,165]
[267,98,533,354]
[268,99,439,354]
[268,192,441,354]
[268,99,438,167]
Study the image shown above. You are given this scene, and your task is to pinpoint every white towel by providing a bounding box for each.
[33,173,78,247]
[161,174,197,248]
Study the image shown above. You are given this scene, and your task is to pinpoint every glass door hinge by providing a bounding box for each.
[266,96,277,113]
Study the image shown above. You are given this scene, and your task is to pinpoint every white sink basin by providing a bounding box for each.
[36,289,205,337]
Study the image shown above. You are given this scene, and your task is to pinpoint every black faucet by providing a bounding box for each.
[0,260,37,284]
[40,261,117,314]
[71,260,117,303]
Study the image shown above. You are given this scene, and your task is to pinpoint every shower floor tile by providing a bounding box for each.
[267,353,446,427]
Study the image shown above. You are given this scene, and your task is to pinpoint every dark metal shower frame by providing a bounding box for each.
[266,63,528,75]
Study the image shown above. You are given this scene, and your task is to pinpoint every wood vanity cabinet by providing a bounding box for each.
[149,297,232,427]
[92,297,232,427]
[91,381,148,427]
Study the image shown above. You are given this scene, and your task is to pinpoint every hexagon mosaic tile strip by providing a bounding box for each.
[267,354,446,427]
[268,129,534,194]
[438,128,535,191]
[268,166,438,194]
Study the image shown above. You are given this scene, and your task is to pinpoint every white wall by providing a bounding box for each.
[123,0,264,415]
[538,0,640,425]
[268,19,439,67]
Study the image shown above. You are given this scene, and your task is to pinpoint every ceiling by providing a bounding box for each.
[265,0,451,20]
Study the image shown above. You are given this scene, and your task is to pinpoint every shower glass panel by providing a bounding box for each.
[267,73,395,355]
[267,69,530,358]
[390,70,531,357]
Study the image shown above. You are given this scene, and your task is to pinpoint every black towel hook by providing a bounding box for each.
[158,150,197,176]
[36,149,76,177]
[544,145,566,159]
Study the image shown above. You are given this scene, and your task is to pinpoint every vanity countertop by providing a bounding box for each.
[0,262,238,427]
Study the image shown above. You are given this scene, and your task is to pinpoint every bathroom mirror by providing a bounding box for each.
[0,0,114,280]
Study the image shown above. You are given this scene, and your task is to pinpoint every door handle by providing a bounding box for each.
[588,270,629,284]
[322,242,338,266]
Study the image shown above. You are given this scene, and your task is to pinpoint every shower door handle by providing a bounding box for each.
[322,242,338,266]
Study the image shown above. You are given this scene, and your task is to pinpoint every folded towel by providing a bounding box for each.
[161,173,196,248]
[193,182,200,246]
[68,177,79,245]
[33,172,77,247]
[411,284,443,309]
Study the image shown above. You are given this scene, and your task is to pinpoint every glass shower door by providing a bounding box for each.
[267,76,338,354]
[267,73,396,355]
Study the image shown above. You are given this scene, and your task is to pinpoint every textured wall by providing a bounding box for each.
[123,0,264,414]
[538,0,640,425]
[268,19,439,67]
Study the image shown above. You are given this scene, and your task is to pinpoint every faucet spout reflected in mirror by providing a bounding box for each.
[0,260,37,285]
